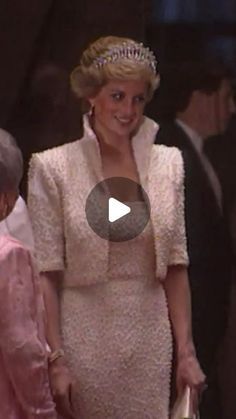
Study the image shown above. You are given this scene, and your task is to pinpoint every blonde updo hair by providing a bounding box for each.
[71,36,159,108]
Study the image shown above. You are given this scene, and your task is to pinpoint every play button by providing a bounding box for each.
[108,198,131,222]
[85,177,150,242]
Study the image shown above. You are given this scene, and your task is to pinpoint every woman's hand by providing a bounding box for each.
[176,350,206,413]
[49,358,76,419]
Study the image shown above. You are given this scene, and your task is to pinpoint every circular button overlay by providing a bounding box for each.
[85,177,150,242]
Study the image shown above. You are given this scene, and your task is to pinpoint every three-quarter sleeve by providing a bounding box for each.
[28,153,65,272]
[168,151,189,266]
[0,242,57,418]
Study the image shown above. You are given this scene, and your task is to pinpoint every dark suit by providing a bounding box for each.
[205,115,236,244]
[156,121,231,419]
[205,121,236,419]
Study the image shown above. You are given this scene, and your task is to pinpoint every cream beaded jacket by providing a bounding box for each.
[28,116,188,286]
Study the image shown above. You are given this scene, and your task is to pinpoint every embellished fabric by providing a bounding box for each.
[28,115,188,284]
[61,222,172,418]
[0,235,57,418]
[28,115,188,418]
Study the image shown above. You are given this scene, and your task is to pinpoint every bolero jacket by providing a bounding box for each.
[28,115,188,286]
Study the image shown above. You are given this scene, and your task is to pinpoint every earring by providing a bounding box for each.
[89,104,95,117]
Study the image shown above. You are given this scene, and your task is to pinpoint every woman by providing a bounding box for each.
[0,130,34,250]
[28,36,205,418]
[0,134,57,418]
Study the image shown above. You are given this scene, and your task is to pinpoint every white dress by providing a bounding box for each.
[28,115,189,418]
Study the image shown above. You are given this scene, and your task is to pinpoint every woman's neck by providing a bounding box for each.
[91,118,132,156]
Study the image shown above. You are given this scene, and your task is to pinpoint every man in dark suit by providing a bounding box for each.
[205,108,236,419]
[206,112,236,225]
[155,61,234,419]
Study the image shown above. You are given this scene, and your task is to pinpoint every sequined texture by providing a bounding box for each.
[28,116,188,284]
[28,115,188,418]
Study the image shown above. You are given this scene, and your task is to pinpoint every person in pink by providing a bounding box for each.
[0,131,57,418]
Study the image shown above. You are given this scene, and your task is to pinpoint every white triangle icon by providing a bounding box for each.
[108,197,131,223]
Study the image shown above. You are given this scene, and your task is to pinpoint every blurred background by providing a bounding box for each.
[1,2,236,418]
[1,0,235,195]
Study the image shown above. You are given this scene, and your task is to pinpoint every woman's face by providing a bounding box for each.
[89,79,148,140]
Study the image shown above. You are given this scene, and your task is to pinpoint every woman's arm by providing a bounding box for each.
[0,243,57,418]
[41,271,63,352]
[164,264,206,408]
[42,271,75,419]
[28,144,75,417]
[164,265,194,357]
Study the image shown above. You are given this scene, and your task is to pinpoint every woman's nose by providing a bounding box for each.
[120,99,135,116]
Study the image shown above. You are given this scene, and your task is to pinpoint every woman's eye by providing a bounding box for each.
[111,93,122,101]
[134,96,145,103]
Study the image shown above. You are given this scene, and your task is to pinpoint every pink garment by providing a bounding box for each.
[0,235,57,419]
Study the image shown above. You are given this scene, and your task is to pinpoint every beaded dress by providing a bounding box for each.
[28,115,188,418]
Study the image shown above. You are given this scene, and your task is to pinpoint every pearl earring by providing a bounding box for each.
[89,104,95,117]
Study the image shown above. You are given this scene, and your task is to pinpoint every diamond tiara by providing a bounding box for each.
[92,41,157,74]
